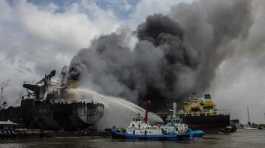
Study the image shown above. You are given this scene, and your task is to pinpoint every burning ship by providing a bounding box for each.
[177,94,231,133]
[0,70,104,130]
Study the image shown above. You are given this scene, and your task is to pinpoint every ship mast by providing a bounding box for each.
[144,99,151,123]
[0,86,3,109]
[0,80,9,109]
[247,105,251,125]
[0,86,3,102]
[173,102,177,119]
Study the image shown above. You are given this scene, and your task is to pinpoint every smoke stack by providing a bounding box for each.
[143,99,151,123]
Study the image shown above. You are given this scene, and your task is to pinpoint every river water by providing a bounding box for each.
[0,130,264,148]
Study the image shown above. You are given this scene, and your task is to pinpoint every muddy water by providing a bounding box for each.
[0,130,264,148]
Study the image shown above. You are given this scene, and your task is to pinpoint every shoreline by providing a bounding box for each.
[0,128,111,139]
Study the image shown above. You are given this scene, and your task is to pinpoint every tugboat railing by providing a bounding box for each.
[178,110,230,116]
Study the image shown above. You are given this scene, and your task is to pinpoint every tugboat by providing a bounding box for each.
[111,102,205,140]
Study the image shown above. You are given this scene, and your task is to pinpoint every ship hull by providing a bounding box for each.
[180,114,230,133]
[0,99,104,131]
[111,129,204,141]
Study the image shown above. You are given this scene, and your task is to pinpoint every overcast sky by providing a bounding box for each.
[1,0,265,124]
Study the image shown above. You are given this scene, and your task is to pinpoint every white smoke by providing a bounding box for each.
[65,88,163,130]
[210,0,265,124]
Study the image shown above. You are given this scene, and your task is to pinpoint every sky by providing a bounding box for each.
[0,0,265,124]
[0,0,193,104]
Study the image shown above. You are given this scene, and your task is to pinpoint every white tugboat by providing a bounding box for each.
[111,102,205,140]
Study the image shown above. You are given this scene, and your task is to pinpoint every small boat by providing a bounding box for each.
[244,127,258,130]
[111,103,205,141]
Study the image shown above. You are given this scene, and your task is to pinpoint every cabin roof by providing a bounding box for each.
[0,120,17,125]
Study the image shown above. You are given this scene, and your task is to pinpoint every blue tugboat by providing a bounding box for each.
[112,103,205,141]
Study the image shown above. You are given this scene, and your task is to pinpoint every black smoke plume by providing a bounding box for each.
[68,0,253,111]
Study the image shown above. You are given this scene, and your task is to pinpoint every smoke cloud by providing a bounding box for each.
[69,0,254,111]
[1,0,265,123]
[0,0,120,106]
